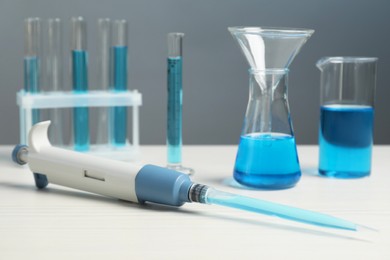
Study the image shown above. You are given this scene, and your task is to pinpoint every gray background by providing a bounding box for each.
[0,0,389,145]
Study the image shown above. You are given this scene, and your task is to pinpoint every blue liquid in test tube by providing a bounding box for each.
[24,18,41,125]
[166,33,193,174]
[111,20,128,146]
[167,56,183,163]
[24,17,48,189]
[71,17,89,151]
[72,50,89,151]
[24,56,40,124]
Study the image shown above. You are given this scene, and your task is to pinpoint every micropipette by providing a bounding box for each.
[12,121,364,232]
[167,33,193,175]
[111,20,128,146]
[70,17,89,151]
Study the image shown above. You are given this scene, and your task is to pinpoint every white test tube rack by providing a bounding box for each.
[17,89,142,161]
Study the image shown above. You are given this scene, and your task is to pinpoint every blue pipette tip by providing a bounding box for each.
[199,187,374,232]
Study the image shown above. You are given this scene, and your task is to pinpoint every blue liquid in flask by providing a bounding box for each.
[319,105,374,178]
[234,133,301,189]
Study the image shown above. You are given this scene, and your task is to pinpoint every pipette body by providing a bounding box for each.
[13,121,359,231]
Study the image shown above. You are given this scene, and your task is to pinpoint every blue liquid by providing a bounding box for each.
[234,133,301,189]
[112,46,128,146]
[167,57,182,164]
[24,57,40,124]
[72,50,89,151]
[206,190,356,231]
[24,56,47,188]
[319,105,374,178]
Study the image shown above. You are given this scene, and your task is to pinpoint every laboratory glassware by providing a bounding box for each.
[24,17,48,188]
[46,18,64,145]
[70,17,90,151]
[12,120,366,232]
[229,27,314,189]
[167,33,193,175]
[24,17,41,125]
[316,57,378,178]
[111,20,128,146]
[96,18,111,145]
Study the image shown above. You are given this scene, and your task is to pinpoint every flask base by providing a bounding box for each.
[233,170,301,190]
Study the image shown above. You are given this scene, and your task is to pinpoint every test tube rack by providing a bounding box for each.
[17,90,142,161]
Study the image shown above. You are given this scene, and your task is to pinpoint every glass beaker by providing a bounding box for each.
[316,57,378,178]
[229,27,314,189]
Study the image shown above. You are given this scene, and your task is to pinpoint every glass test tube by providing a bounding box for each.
[167,33,193,175]
[111,20,128,146]
[96,18,111,145]
[70,17,89,151]
[46,18,64,145]
[24,17,49,188]
[24,17,41,124]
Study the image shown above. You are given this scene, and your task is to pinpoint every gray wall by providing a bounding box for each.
[1,0,389,145]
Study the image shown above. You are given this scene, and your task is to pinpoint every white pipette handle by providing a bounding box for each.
[13,121,194,206]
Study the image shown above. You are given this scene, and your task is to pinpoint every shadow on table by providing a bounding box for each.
[142,202,372,243]
[204,166,327,189]
[0,180,137,208]
[0,180,372,243]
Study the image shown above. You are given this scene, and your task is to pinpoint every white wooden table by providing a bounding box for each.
[0,145,389,259]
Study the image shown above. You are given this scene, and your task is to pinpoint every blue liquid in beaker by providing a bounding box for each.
[319,105,374,178]
[234,133,301,189]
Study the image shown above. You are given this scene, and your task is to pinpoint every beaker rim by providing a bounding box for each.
[228,26,314,37]
[249,68,289,74]
[318,56,378,64]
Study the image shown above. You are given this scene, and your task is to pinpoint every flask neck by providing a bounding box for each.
[249,69,289,98]
[242,69,293,136]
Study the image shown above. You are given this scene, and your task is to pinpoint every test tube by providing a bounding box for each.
[111,20,128,146]
[24,17,41,124]
[96,18,111,145]
[167,33,193,175]
[24,17,48,188]
[46,18,64,145]
[70,17,89,151]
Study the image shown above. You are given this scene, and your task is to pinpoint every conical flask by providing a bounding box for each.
[229,27,314,189]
